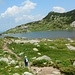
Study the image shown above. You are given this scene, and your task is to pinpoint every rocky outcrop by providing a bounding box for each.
[70,21,75,27]
[73,61,75,66]
[23,72,33,75]
[65,43,75,51]
[36,55,51,61]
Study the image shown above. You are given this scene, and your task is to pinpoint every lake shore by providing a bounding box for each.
[0,30,75,39]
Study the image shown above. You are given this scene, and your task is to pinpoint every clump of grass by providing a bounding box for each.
[32,59,51,67]
[0,61,8,68]
[60,65,75,75]
[55,44,66,49]
[49,43,55,46]
[70,43,75,47]
[10,67,29,74]
[0,65,29,75]
[0,38,4,49]
[10,54,17,60]
[69,58,75,64]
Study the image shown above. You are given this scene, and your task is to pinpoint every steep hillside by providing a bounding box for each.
[2,9,75,34]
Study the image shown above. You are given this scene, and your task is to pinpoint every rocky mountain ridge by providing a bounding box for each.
[2,9,75,34]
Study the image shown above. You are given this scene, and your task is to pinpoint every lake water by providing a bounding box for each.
[0,30,75,39]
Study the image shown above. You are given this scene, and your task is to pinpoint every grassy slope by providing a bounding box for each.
[0,38,30,75]
[2,9,75,34]
[0,38,75,74]
[7,38,75,67]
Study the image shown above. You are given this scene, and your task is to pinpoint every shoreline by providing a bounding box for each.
[1,29,75,36]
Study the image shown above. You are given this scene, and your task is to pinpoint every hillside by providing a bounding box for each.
[2,9,75,34]
[0,37,75,75]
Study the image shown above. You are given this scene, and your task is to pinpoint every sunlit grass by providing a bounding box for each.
[7,38,75,67]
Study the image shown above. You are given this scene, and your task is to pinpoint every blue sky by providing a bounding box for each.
[0,0,75,32]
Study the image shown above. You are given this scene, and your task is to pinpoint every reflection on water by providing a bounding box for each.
[0,30,75,39]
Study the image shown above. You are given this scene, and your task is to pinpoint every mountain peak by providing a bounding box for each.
[2,9,75,34]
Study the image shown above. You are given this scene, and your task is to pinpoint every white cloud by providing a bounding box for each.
[15,14,44,23]
[0,0,44,31]
[53,7,66,13]
[0,0,36,17]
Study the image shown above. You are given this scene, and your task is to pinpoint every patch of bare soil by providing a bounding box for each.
[2,41,21,60]
[30,67,61,75]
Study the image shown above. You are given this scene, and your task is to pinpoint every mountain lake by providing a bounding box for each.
[0,30,75,39]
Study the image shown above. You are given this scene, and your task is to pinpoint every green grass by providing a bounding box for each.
[0,38,32,75]
[7,42,43,61]
[0,38,4,49]
[70,42,75,47]
[0,66,29,75]
[32,59,50,67]
[60,65,75,75]
[0,38,75,74]
[7,38,75,67]
[0,61,8,68]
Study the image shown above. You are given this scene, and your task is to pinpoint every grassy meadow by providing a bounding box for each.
[7,38,75,66]
[0,37,75,75]
[0,38,31,75]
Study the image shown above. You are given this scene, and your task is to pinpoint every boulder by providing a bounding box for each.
[32,57,36,60]
[67,45,75,50]
[67,38,74,42]
[10,60,16,64]
[70,21,75,27]
[23,72,33,75]
[0,58,9,63]
[13,73,20,75]
[36,55,51,61]
[73,61,75,66]
[37,53,41,55]
[52,71,60,75]
[33,48,38,51]
[49,46,55,49]
[15,66,19,68]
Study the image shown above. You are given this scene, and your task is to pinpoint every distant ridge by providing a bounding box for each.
[2,9,75,34]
